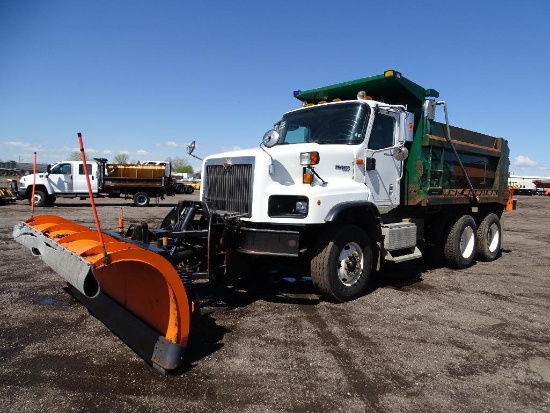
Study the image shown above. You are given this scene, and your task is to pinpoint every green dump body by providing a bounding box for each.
[295,71,510,208]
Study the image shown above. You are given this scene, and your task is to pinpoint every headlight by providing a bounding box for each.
[295,201,308,214]
[268,196,309,218]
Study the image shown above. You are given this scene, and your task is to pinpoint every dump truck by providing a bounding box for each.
[18,158,173,207]
[13,70,510,372]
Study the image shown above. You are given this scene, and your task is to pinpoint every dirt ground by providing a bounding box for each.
[0,194,549,412]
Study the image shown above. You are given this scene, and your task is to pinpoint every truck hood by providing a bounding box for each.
[21,173,46,183]
[203,147,260,162]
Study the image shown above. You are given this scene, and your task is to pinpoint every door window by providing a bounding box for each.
[78,164,93,175]
[368,114,396,150]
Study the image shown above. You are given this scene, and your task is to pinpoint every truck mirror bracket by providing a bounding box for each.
[365,157,376,171]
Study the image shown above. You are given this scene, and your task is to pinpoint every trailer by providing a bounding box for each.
[13,70,511,372]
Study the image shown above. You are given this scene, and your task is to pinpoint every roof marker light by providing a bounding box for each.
[384,70,402,78]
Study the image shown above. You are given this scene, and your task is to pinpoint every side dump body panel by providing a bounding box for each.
[405,118,509,207]
[106,164,167,179]
[103,164,169,190]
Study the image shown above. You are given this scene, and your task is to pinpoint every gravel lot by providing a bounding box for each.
[1,194,549,412]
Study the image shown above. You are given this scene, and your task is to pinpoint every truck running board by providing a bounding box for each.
[384,246,423,263]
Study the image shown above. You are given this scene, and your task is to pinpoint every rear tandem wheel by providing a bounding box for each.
[133,192,150,207]
[443,215,477,269]
[475,213,502,262]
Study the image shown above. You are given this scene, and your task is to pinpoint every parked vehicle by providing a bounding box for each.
[173,180,199,194]
[18,158,173,207]
[0,179,17,205]
[174,69,510,303]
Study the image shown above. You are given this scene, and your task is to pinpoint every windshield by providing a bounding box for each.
[277,102,369,145]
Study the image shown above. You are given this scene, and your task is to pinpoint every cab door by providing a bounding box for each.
[48,163,73,193]
[73,163,97,193]
[364,109,402,207]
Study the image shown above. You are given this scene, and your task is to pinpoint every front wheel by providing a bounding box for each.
[133,192,150,207]
[444,215,477,269]
[29,190,47,207]
[311,224,373,302]
[475,213,501,262]
[186,186,194,194]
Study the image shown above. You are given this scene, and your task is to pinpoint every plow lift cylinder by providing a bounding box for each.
[13,214,191,373]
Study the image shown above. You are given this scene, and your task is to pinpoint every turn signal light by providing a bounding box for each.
[303,171,313,184]
[300,151,320,166]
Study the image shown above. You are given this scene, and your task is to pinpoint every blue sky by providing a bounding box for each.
[1,0,549,176]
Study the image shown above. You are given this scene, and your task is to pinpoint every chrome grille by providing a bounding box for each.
[204,163,253,215]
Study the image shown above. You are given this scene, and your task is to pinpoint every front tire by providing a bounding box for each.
[311,224,373,302]
[186,186,194,194]
[444,215,477,269]
[29,190,47,207]
[475,213,501,262]
[133,192,150,207]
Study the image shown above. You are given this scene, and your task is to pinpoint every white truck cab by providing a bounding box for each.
[201,99,414,225]
[19,161,98,206]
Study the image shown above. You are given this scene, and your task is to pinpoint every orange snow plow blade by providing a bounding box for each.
[13,214,191,373]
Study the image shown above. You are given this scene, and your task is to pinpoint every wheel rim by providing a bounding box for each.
[487,222,500,252]
[136,195,147,205]
[337,242,363,286]
[460,226,475,258]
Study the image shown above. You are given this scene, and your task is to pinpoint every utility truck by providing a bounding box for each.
[14,70,510,372]
[18,158,173,207]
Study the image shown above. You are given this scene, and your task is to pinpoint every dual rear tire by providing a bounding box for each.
[475,213,502,262]
[439,213,502,268]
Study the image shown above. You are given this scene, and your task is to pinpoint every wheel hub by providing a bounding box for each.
[338,243,363,286]
[488,223,500,252]
[459,226,475,258]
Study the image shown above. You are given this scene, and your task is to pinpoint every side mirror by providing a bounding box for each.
[187,140,203,161]
[46,164,51,175]
[392,146,409,161]
[262,130,280,148]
